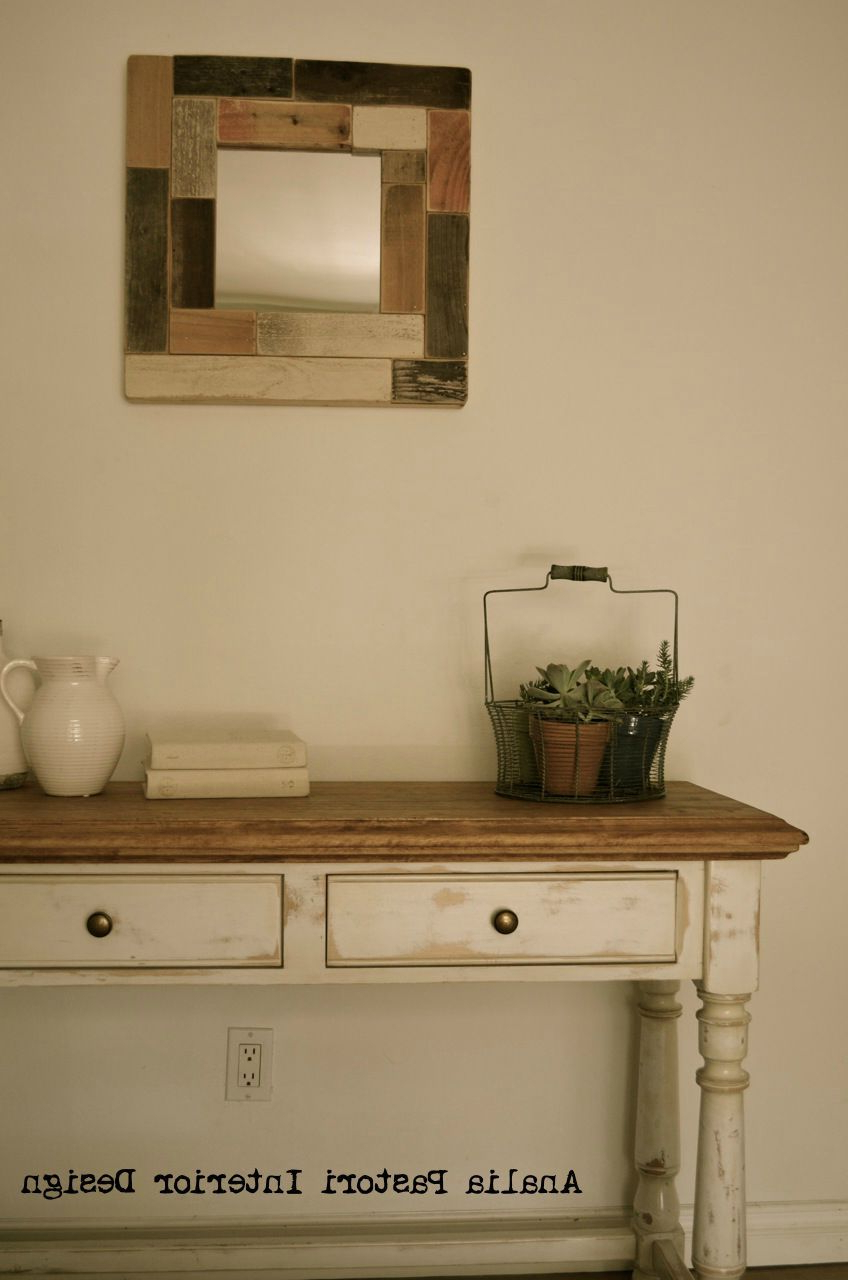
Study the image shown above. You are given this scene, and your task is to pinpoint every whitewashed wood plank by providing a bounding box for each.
[171,98,217,198]
[258,311,423,358]
[125,354,392,404]
[352,106,427,151]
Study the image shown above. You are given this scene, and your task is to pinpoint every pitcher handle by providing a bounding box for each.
[0,660,37,724]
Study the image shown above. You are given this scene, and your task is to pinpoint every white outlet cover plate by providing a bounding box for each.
[226,1027,273,1101]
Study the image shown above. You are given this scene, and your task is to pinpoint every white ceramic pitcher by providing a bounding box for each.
[0,656,125,796]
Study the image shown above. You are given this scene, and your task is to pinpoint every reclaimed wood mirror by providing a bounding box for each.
[124,56,470,407]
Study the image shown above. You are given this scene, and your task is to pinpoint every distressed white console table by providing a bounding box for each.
[0,781,806,1280]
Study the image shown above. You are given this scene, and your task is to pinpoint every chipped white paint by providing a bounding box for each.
[352,106,427,152]
[0,859,705,986]
[692,989,751,1280]
[633,981,685,1280]
[0,874,281,967]
[326,872,678,966]
[702,860,762,994]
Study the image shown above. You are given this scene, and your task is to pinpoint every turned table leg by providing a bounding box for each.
[692,988,751,1280]
[633,980,686,1280]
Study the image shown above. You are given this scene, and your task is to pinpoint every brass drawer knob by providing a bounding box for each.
[86,911,113,938]
[492,908,518,935]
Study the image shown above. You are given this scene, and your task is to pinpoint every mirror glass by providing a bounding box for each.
[215,150,382,313]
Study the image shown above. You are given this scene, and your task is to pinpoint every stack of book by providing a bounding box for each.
[143,729,309,799]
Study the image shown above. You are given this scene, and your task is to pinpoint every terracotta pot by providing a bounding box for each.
[530,718,610,797]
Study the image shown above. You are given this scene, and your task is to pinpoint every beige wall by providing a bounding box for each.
[1,0,846,1257]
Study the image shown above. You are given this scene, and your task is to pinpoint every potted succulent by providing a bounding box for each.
[520,643,694,798]
[520,661,625,796]
[594,642,694,794]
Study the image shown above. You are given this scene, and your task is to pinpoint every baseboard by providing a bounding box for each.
[1,1200,845,1276]
[681,1199,848,1267]
[0,1210,635,1277]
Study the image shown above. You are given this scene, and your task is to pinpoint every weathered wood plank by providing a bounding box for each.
[126,56,172,168]
[171,98,217,198]
[125,168,169,353]
[0,782,808,860]
[352,106,426,152]
[392,359,467,405]
[170,309,256,355]
[428,109,470,213]
[174,55,292,98]
[218,99,350,150]
[382,150,426,184]
[381,184,425,314]
[426,213,469,357]
[171,200,215,309]
[295,60,471,110]
[125,355,392,404]
[258,312,423,358]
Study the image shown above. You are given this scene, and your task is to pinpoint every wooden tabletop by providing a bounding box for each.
[0,781,808,863]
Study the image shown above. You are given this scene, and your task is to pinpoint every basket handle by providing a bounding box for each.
[484,565,679,703]
[550,565,608,582]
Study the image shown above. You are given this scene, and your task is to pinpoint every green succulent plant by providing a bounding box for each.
[521,642,693,722]
[520,661,625,723]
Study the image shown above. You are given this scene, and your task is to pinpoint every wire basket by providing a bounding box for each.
[484,564,683,803]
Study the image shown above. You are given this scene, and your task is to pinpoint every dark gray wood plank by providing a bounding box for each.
[393,360,467,405]
[425,213,469,358]
[295,59,470,109]
[125,168,169,353]
[174,56,292,98]
[171,199,215,309]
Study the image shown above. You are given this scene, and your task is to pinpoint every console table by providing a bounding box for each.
[0,781,806,1280]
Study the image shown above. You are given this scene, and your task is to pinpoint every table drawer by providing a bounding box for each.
[326,873,677,967]
[0,875,282,968]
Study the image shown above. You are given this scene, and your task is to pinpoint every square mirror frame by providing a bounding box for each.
[124,55,470,407]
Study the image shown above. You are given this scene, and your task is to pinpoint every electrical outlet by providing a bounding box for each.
[226,1027,273,1101]
[237,1042,260,1088]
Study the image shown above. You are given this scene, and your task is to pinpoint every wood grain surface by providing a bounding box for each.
[174,55,292,99]
[0,782,808,862]
[258,311,423,358]
[218,99,350,149]
[125,354,392,405]
[426,213,469,357]
[170,199,215,309]
[171,98,217,198]
[170,308,256,355]
[382,150,426,184]
[125,168,169,353]
[428,110,470,213]
[392,358,467,404]
[294,60,471,110]
[352,106,427,152]
[126,56,172,168]
[381,184,426,313]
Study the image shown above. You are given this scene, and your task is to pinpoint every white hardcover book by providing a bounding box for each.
[145,729,307,770]
[144,766,310,800]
